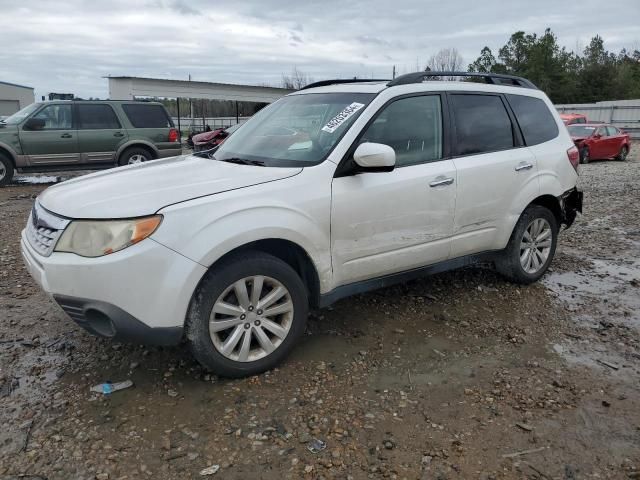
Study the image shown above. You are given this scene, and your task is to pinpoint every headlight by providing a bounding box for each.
[54,215,162,257]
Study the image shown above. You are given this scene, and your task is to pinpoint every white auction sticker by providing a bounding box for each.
[321,102,365,133]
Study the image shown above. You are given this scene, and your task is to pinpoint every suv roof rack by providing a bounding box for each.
[300,78,390,90]
[387,71,538,89]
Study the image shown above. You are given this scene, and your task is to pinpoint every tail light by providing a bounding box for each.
[168,128,179,143]
[567,146,580,171]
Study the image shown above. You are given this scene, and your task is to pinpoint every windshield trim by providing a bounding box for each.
[211,92,380,168]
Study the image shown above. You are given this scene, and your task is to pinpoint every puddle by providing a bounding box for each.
[544,257,640,329]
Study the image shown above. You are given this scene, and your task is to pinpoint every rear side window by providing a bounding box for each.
[77,104,121,129]
[121,104,173,128]
[507,94,559,146]
[450,94,514,155]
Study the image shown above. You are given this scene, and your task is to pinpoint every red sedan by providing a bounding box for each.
[567,124,631,164]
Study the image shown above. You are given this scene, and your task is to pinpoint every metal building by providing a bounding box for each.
[107,76,293,103]
[0,80,35,116]
[556,99,640,139]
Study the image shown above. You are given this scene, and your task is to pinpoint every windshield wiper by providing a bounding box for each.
[219,157,266,167]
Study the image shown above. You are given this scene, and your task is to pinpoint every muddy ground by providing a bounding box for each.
[1,155,639,480]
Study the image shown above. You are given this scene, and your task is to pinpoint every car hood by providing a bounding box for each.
[38,155,302,219]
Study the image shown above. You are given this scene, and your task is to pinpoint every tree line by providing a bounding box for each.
[468,29,640,104]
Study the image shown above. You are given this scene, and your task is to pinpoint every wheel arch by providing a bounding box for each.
[528,194,562,226]
[199,238,322,309]
[0,144,17,167]
[116,141,158,161]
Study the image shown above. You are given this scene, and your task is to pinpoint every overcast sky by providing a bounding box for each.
[2,0,639,100]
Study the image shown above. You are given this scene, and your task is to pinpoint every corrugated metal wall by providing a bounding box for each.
[556,99,640,139]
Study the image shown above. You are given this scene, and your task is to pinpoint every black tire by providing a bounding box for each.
[616,145,629,161]
[186,251,308,377]
[0,153,14,187]
[118,146,153,166]
[495,205,558,284]
[580,146,590,164]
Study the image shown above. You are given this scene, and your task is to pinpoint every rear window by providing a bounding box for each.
[121,104,174,128]
[450,94,514,155]
[77,104,121,129]
[507,94,559,146]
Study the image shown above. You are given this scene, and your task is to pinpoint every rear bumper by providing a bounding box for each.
[559,187,583,228]
[53,294,183,345]
[157,146,182,158]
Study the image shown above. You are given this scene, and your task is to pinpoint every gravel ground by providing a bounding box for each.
[1,153,639,480]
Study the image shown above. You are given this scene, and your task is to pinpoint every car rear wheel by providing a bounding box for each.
[580,146,590,164]
[495,205,558,284]
[616,145,629,161]
[118,147,153,166]
[186,251,308,377]
[0,153,14,187]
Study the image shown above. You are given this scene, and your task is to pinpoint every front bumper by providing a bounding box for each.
[53,294,183,345]
[560,187,583,228]
[21,230,207,345]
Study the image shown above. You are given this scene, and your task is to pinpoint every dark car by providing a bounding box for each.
[192,123,243,152]
[0,100,181,186]
[568,123,631,164]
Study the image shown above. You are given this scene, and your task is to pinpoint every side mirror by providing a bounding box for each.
[24,117,45,131]
[353,142,396,172]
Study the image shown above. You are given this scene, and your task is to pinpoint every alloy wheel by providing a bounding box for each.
[128,154,147,164]
[209,276,294,362]
[519,218,552,274]
[0,163,6,181]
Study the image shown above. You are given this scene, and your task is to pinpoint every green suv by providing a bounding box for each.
[0,100,181,186]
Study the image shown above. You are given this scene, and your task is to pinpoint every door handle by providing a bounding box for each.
[60,133,72,139]
[429,177,454,187]
[515,163,533,171]
[113,132,124,137]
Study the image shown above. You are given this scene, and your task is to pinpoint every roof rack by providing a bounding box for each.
[300,78,390,90]
[387,71,537,89]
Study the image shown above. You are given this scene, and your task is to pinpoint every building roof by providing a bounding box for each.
[106,76,291,93]
[0,80,34,90]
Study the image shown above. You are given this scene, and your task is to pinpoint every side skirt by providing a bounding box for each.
[318,251,500,308]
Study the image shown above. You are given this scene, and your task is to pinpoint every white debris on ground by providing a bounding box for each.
[14,175,61,185]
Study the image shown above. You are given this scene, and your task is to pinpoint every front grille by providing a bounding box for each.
[25,203,70,257]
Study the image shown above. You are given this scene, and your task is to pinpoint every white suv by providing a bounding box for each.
[21,72,582,377]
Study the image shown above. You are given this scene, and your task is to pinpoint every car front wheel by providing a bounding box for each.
[495,205,558,284]
[186,251,308,377]
[0,153,14,187]
[580,146,590,164]
[617,145,629,161]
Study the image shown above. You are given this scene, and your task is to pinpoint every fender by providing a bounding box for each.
[115,139,159,159]
[0,140,20,166]
[153,162,336,292]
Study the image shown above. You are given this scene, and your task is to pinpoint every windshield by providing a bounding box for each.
[213,92,375,167]
[1,103,40,125]
[568,125,596,137]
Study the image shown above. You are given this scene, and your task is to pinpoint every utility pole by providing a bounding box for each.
[392,65,396,79]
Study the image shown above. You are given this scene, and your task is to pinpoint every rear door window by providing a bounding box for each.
[506,94,559,146]
[122,104,174,128]
[606,126,619,136]
[77,104,121,129]
[449,94,514,155]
